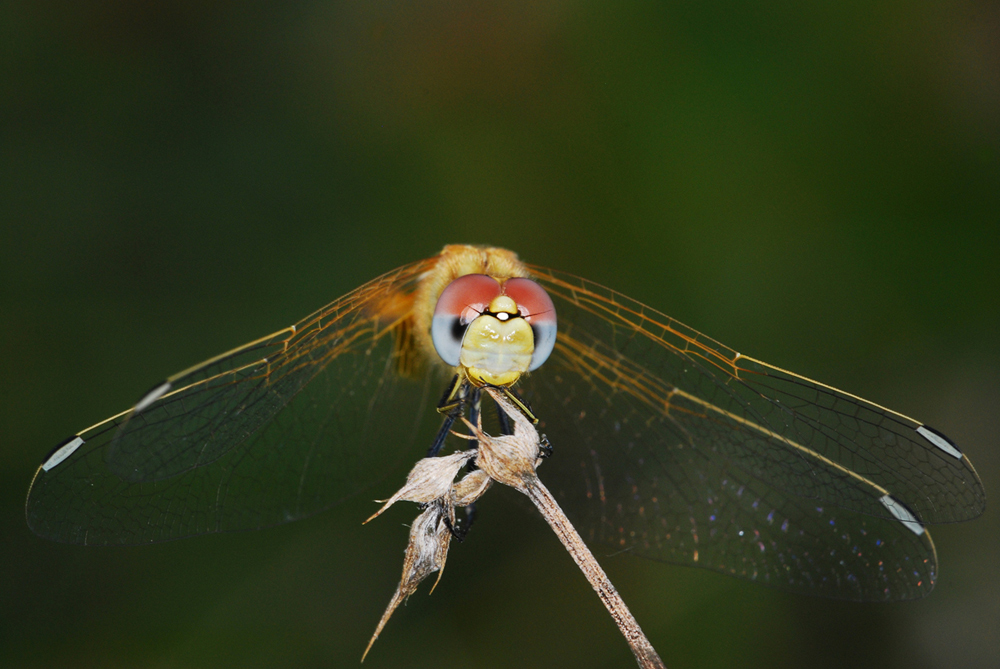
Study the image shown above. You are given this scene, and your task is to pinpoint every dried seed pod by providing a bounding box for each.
[362,501,453,662]
[452,468,492,507]
[364,450,475,523]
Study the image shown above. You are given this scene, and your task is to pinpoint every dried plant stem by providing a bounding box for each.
[368,386,666,667]
[472,388,666,669]
[522,477,666,669]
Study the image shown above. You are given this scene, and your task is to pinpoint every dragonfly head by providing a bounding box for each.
[431,274,556,387]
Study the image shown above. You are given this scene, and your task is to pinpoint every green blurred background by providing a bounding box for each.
[2,2,998,667]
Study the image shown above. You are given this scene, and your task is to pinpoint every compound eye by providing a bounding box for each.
[431,274,502,366]
[503,278,557,371]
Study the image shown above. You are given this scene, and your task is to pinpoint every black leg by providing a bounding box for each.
[460,503,477,537]
[426,411,458,457]
[539,434,553,458]
[467,387,482,449]
[496,398,513,436]
[436,374,462,410]
[427,376,470,457]
[464,388,482,472]
[448,503,477,542]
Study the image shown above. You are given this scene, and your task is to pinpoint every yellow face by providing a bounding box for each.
[459,295,535,387]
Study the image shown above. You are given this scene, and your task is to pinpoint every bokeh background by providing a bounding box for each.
[2,2,998,668]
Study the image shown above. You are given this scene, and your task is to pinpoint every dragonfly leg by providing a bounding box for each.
[427,375,472,457]
[496,398,513,436]
[538,433,553,459]
[464,388,482,472]
[435,374,465,414]
[497,386,538,424]
[493,385,537,435]
[447,503,477,542]
[427,413,458,458]
[467,388,482,450]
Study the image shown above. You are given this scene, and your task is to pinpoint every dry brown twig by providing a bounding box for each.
[362,387,665,669]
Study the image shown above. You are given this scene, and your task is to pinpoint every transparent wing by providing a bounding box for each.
[522,265,985,601]
[26,259,444,545]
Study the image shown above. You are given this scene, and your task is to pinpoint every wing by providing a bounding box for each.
[26,258,445,545]
[522,265,985,601]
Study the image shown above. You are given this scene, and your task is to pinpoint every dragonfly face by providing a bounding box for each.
[26,244,985,604]
[430,273,557,387]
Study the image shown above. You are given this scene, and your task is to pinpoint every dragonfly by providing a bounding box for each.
[26,244,985,602]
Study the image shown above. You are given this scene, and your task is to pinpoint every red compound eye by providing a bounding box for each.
[431,274,502,365]
[503,278,557,370]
